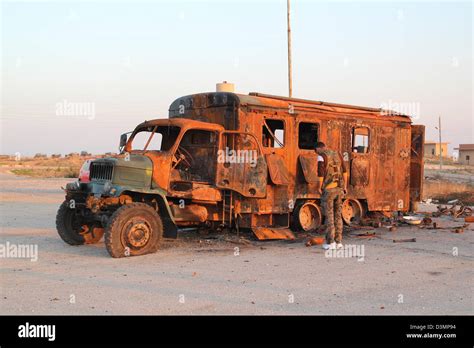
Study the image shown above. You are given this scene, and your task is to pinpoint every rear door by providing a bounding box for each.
[409,125,425,209]
[394,126,411,211]
[371,126,394,211]
[350,126,371,188]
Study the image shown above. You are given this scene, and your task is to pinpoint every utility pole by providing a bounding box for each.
[287,0,292,98]
[438,116,442,171]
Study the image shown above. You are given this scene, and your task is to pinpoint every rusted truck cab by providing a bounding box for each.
[56,92,424,258]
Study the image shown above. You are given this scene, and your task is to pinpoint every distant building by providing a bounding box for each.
[424,141,449,158]
[454,144,474,165]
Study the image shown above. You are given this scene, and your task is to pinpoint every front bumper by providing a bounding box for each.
[66,180,122,197]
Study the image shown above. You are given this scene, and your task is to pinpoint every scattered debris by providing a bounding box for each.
[419,221,440,230]
[222,237,252,245]
[432,201,473,218]
[450,224,469,233]
[393,238,416,243]
[305,237,324,246]
[422,217,432,225]
[348,224,375,230]
[422,198,434,204]
[352,232,379,239]
[402,216,423,225]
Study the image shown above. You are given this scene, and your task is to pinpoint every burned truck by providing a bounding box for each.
[56,91,425,257]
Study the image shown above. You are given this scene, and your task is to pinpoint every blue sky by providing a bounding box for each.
[1,0,472,155]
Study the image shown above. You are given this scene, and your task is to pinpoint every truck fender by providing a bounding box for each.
[117,187,178,239]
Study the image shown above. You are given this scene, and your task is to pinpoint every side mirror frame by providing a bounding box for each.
[119,133,128,148]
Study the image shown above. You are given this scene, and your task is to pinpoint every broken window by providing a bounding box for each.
[174,129,218,182]
[352,127,370,153]
[298,122,319,149]
[131,126,180,151]
[262,119,285,148]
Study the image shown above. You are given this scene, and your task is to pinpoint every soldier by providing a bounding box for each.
[315,142,348,250]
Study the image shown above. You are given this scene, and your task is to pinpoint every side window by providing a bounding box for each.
[352,127,370,153]
[298,122,319,149]
[262,119,285,148]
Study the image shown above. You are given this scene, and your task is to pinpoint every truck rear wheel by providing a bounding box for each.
[56,200,102,245]
[341,199,364,225]
[293,201,322,232]
[105,203,163,258]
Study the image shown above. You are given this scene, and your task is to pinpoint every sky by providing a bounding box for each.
[1,0,472,156]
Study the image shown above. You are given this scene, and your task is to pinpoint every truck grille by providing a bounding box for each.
[90,162,114,181]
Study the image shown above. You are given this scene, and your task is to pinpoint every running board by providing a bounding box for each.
[252,227,295,240]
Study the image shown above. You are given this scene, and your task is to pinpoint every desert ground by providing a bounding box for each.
[0,159,473,315]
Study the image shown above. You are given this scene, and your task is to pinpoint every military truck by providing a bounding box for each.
[56,90,424,258]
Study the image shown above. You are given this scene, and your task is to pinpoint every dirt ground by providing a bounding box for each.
[0,171,473,315]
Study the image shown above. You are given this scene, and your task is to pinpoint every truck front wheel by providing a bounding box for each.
[56,201,103,245]
[105,203,163,258]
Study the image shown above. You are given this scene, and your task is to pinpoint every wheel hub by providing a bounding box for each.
[342,203,355,219]
[125,221,151,248]
[298,203,321,231]
[341,199,363,225]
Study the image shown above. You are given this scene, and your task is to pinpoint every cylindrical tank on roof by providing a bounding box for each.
[216,81,235,93]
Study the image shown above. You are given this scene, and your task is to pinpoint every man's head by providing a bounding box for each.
[314,141,326,155]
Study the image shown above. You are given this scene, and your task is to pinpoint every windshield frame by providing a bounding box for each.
[127,124,181,153]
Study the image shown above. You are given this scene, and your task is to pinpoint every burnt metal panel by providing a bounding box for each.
[410,125,425,204]
[394,127,411,210]
[298,153,319,184]
[252,227,295,240]
[216,156,267,198]
[350,157,370,186]
[371,126,396,211]
[266,153,290,185]
[162,92,422,232]
[215,132,267,198]
[170,204,208,222]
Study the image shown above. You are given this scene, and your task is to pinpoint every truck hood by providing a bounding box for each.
[91,154,153,188]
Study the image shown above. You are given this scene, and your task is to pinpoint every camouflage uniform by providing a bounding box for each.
[322,187,344,244]
[318,149,345,244]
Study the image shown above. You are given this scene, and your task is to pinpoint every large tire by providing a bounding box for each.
[105,203,163,258]
[341,198,364,225]
[56,200,86,245]
[292,200,322,233]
